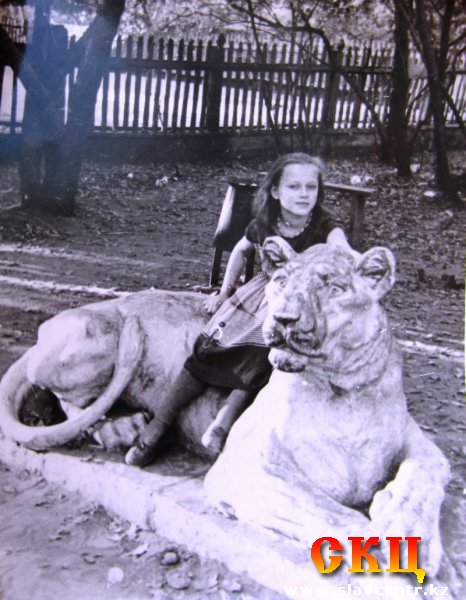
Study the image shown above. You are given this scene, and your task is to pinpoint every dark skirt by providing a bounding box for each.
[185,273,273,391]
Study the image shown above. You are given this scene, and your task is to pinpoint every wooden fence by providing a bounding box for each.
[1,31,465,137]
[0,16,28,44]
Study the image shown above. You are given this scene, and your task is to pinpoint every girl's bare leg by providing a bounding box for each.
[201,389,254,455]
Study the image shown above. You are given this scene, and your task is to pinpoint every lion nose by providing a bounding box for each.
[273,310,300,328]
[272,292,302,327]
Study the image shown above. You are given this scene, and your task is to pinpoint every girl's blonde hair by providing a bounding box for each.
[253,153,326,226]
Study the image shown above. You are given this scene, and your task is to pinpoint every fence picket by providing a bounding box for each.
[231,42,243,130]
[100,71,109,130]
[0,63,5,123]
[142,36,154,130]
[248,44,259,128]
[132,36,144,130]
[179,40,193,129]
[189,40,203,130]
[171,39,184,130]
[450,74,466,125]
[113,36,122,129]
[199,40,213,131]
[222,42,234,129]
[10,70,18,134]
[310,40,324,128]
[163,39,174,130]
[281,44,292,128]
[271,44,282,127]
[339,47,352,128]
[151,38,164,131]
[122,36,132,129]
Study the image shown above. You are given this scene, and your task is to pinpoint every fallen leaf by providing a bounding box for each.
[166,570,190,591]
[128,542,149,557]
[160,550,180,566]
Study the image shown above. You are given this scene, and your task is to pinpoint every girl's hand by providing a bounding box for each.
[204,292,229,314]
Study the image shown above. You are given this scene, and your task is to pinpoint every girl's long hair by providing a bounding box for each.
[253,153,326,227]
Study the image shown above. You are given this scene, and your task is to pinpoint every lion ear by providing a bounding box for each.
[83,311,116,338]
[356,247,396,299]
[260,236,297,276]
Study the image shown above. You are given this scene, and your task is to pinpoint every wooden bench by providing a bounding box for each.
[210,179,375,286]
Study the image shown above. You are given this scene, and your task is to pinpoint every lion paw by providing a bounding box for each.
[369,461,445,577]
[92,412,149,450]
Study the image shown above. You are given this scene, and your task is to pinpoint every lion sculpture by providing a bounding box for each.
[0,290,228,453]
[205,239,451,582]
[0,239,451,583]
[0,238,299,453]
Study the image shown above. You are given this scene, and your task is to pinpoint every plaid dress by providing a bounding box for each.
[185,272,271,390]
[185,206,341,391]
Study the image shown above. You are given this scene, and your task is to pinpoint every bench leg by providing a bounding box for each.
[349,193,366,249]
[210,247,223,287]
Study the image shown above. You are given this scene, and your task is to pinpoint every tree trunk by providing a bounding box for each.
[414,0,459,203]
[381,1,412,177]
[19,0,67,209]
[15,0,125,215]
[428,77,458,201]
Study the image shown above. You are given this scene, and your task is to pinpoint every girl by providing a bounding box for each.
[126,153,351,467]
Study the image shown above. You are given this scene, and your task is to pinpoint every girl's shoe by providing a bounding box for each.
[201,425,227,456]
[124,440,158,467]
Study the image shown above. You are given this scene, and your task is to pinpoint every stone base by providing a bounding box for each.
[1,436,462,599]
[0,436,337,598]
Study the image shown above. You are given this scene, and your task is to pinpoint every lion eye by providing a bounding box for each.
[363,268,386,281]
[328,284,346,296]
[273,274,288,289]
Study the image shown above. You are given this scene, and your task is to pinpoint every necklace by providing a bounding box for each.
[277,212,313,238]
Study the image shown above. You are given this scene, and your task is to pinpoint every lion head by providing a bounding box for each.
[26,308,120,407]
[260,237,396,387]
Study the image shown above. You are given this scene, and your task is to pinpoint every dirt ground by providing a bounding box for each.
[0,151,464,599]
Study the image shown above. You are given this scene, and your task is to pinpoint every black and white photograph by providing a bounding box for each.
[0,0,464,598]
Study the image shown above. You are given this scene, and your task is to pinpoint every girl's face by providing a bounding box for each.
[272,163,320,218]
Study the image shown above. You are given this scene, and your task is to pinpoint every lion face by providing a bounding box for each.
[26,309,119,406]
[261,240,395,373]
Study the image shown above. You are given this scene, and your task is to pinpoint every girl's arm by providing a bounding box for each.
[204,236,254,313]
